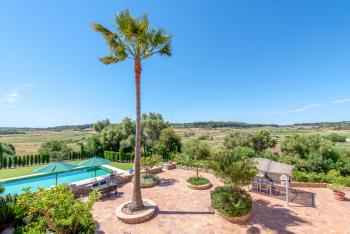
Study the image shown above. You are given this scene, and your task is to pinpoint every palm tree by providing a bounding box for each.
[93,10,172,212]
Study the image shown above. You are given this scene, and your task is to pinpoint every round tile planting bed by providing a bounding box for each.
[186,181,212,190]
[214,209,251,223]
[115,199,157,224]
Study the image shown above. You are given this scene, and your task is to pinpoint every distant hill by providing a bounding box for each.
[291,121,350,130]
[172,121,350,129]
[1,120,350,132]
[0,124,93,133]
[171,121,279,128]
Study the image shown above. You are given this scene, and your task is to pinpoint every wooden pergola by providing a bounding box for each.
[253,158,295,207]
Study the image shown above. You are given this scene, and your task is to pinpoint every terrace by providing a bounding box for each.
[93,168,350,234]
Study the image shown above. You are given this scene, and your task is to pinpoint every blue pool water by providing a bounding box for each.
[1,167,112,195]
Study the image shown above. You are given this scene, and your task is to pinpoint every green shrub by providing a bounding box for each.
[0,195,26,231]
[293,171,310,182]
[211,186,252,217]
[198,135,209,141]
[140,173,159,187]
[16,185,99,234]
[141,154,162,171]
[174,153,192,166]
[186,176,210,185]
[330,183,347,192]
[333,176,350,187]
[327,169,340,177]
[326,133,347,143]
[293,171,350,186]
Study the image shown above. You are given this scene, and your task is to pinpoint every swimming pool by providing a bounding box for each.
[1,167,112,195]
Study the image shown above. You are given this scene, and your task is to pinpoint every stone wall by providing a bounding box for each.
[175,165,213,173]
[116,166,163,185]
[177,165,332,189]
[291,182,329,188]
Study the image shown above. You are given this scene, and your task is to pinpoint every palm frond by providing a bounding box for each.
[159,42,172,56]
[94,9,172,62]
[99,56,119,64]
[92,23,116,41]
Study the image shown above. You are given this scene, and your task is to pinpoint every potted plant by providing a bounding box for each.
[209,147,258,222]
[330,184,347,201]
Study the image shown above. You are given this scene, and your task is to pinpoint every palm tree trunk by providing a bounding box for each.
[130,58,144,211]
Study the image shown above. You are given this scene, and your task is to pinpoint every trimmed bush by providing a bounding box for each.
[186,176,210,186]
[211,186,252,217]
[139,173,159,187]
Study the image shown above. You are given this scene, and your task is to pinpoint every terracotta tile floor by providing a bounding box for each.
[92,169,350,234]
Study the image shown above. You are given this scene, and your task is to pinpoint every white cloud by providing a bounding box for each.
[274,97,350,115]
[0,84,34,104]
[274,103,323,115]
[330,98,350,104]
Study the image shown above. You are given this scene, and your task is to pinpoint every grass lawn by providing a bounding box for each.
[110,162,133,170]
[0,161,133,180]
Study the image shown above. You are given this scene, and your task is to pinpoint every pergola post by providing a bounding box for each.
[285,174,289,207]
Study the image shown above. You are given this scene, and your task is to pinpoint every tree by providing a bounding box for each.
[13,156,18,168]
[21,156,26,167]
[0,143,2,169]
[100,125,125,151]
[223,132,250,149]
[93,119,110,132]
[249,130,276,153]
[86,135,104,156]
[3,157,7,169]
[155,127,181,159]
[17,156,22,167]
[142,113,169,144]
[183,139,211,160]
[93,9,172,212]
[120,135,135,153]
[39,141,72,161]
[210,148,258,189]
[30,155,34,165]
[8,157,13,168]
[0,143,16,158]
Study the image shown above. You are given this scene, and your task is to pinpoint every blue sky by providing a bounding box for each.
[1,0,350,127]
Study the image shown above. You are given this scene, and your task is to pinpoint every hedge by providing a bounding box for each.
[103,151,134,162]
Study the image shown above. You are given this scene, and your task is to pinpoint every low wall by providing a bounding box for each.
[291,182,329,188]
[116,166,163,185]
[175,165,213,173]
[163,165,334,189]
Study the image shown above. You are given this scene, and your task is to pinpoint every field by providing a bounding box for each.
[1,126,350,157]
[0,129,95,155]
[175,126,350,151]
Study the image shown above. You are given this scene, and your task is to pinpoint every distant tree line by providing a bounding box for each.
[172,121,279,129]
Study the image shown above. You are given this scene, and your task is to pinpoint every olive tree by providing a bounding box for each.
[210,148,258,189]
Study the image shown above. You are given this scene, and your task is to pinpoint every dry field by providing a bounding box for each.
[0,129,95,155]
[175,126,350,150]
[1,126,350,156]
